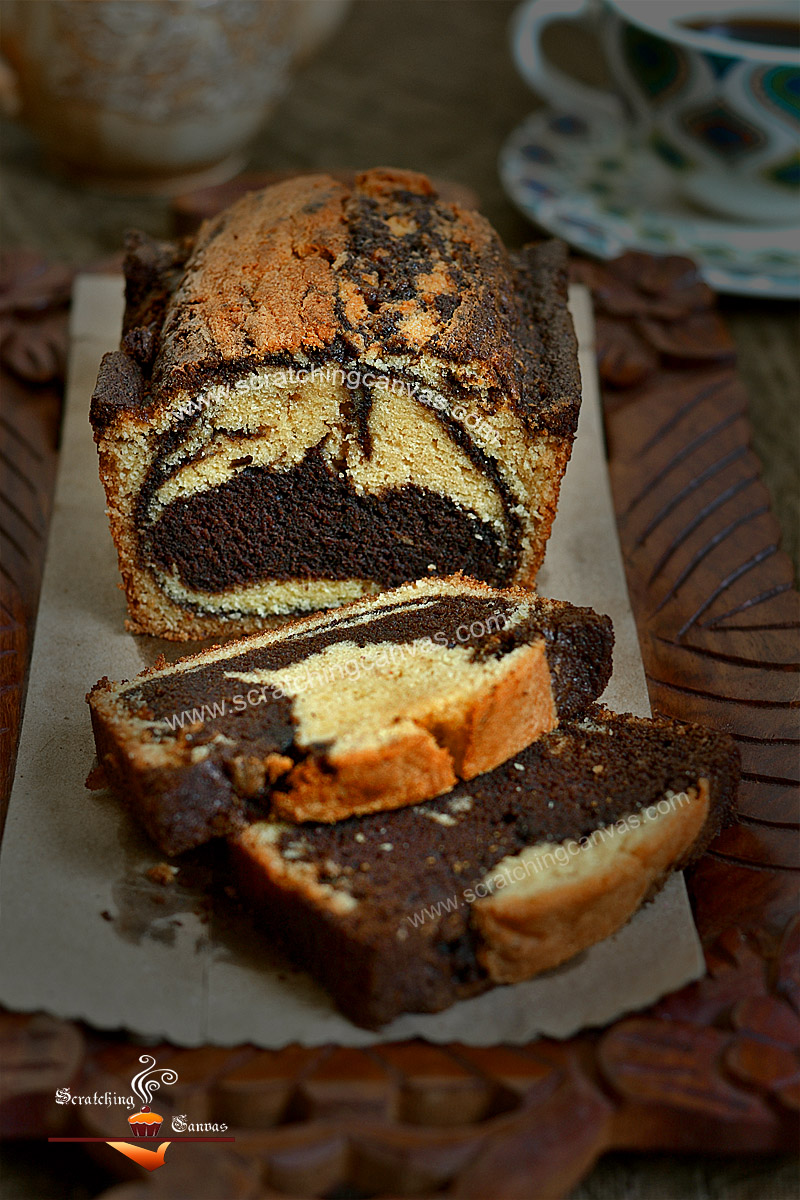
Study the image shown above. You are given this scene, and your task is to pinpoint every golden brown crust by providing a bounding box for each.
[471,782,711,984]
[270,730,458,823]
[93,169,580,433]
[162,175,350,364]
[514,436,572,589]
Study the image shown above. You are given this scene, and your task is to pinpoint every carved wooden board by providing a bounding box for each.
[0,241,797,1199]
[0,251,70,831]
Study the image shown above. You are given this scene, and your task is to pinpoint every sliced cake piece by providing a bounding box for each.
[233,706,739,1028]
[88,577,613,854]
[90,168,580,639]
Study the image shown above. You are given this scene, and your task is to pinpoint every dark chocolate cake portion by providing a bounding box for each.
[90,169,581,639]
[145,452,512,594]
[234,706,739,1027]
[88,578,613,851]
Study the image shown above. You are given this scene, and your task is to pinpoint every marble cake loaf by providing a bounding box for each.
[90,168,581,639]
[87,577,613,855]
[234,706,739,1028]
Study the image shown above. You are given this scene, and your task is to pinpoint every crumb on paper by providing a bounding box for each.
[85,762,108,791]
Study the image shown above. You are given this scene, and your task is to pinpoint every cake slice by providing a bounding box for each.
[90,168,581,639]
[233,706,739,1028]
[88,577,613,854]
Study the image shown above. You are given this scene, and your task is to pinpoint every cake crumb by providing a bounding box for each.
[146,863,177,886]
[421,810,456,826]
[85,763,108,791]
[283,844,308,860]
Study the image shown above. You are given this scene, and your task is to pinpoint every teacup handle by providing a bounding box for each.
[511,0,624,120]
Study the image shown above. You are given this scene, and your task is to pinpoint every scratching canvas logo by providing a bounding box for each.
[49,1053,233,1171]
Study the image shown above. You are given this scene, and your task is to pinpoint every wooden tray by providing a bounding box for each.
[0,244,797,1199]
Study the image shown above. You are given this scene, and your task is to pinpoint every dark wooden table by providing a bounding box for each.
[1,4,798,1198]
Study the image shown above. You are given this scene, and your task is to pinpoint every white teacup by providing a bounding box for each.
[512,0,800,224]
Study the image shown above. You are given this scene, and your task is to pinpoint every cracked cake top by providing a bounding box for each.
[91,169,580,439]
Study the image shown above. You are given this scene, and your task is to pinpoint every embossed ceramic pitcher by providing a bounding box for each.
[0,0,349,192]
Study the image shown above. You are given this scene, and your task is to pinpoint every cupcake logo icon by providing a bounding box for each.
[49,1052,233,1172]
[126,1055,179,1139]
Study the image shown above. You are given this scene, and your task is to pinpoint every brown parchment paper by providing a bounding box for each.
[0,279,705,1046]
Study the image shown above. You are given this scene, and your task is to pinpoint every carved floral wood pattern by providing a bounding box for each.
[0,251,68,827]
[0,247,797,1199]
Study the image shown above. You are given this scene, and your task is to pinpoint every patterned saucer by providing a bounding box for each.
[499,108,800,298]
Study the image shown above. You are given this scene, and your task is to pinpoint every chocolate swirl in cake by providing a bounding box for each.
[90,170,581,639]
